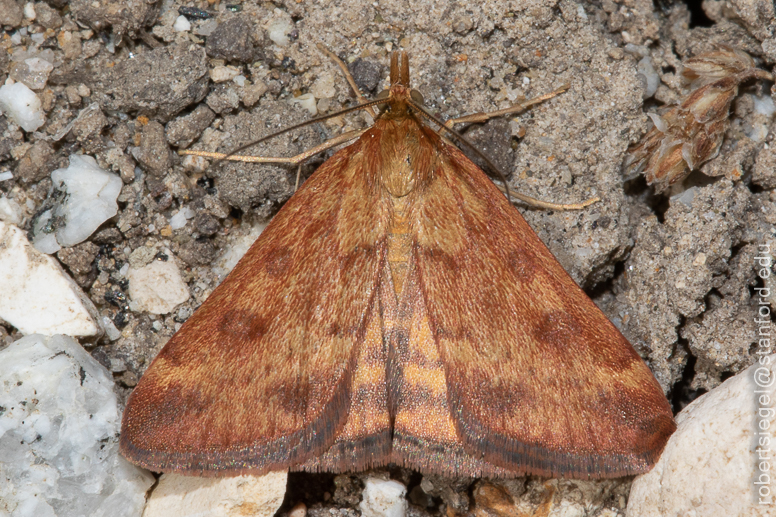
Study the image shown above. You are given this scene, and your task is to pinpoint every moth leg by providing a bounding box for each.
[181,45,379,168]
[317,44,378,119]
[179,128,367,165]
[294,163,303,191]
[498,186,599,210]
[443,84,570,128]
[441,83,598,211]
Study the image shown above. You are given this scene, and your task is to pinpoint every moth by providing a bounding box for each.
[120,51,675,479]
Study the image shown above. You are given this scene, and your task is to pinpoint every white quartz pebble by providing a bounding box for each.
[50,154,122,248]
[0,81,46,131]
[143,472,287,517]
[0,334,155,517]
[128,256,190,314]
[359,478,407,517]
[0,221,101,336]
[628,355,776,516]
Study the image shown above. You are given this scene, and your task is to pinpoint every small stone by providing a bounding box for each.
[15,140,55,184]
[133,121,171,176]
[0,82,46,132]
[349,58,383,93]
[128,246,158,269]
[143,472,287,517]
[311,71,336,99]
[211,221,266,280]
[101,315,122,341]
[82,39,101,59]
[288,93,317,116]
[165,105,215,148]
[289,502,307,517]
[418,475,470,514]
[0,195,23,225]
[241,79,268,107]
[115,154,136,183]
[93,44,208,122]
[202,194,230,219]
[210,65,241,83]
[65,84,82,106]
[173,14,190,32]
[169,209,188,230]
[10,57,54,90]
[193,213,220,236]
[472,481,515,515]
[11,142,32,161]
[70,0,157,40]
[608,47,625,60]
[452,14,474,34]
[0,0,23,27]
[316,97,332,114]
[206,17,257,63]
[43,154,122,250]
[178,238,217,266]
[0,221,101,336]
[70,102,108,141]
[39,88,55,112]
[57,30,82,60]
[181,154,209,173]
[637,56,659,99]
[266,15,292,47]
[206,84,240,113]
[57,241,99,276]
[359,478,407,517]
[333,475,365,507]
[35,1,62,28]
[112,122,132,151]
[128,257,190,314]
[92,227,123,244]
[194,18,217,37]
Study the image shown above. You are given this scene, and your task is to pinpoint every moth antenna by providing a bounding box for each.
[181,98,384,168]
[185,43,390,168]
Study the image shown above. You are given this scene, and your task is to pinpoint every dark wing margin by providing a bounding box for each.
[413,142,676,479]
[120,141,391,476]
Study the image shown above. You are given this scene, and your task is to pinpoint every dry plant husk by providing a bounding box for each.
[624,46,773,192]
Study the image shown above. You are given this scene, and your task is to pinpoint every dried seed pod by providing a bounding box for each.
[682,46,755,84]
[624,47,773,193]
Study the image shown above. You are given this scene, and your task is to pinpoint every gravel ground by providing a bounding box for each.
[1,0,774,515]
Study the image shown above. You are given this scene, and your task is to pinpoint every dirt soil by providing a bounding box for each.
[1,0,774,515]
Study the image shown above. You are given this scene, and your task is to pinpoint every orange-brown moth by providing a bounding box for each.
[120,52,676,479]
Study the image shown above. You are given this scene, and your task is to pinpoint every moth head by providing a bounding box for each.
[375,88,425,115]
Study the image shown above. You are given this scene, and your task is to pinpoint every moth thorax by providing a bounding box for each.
[381,153,416,198]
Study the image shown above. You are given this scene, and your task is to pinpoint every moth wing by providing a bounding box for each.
[413,143,676,478]
[120,143,391,475]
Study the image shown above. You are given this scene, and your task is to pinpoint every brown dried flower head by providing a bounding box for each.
[624,46,773,193]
